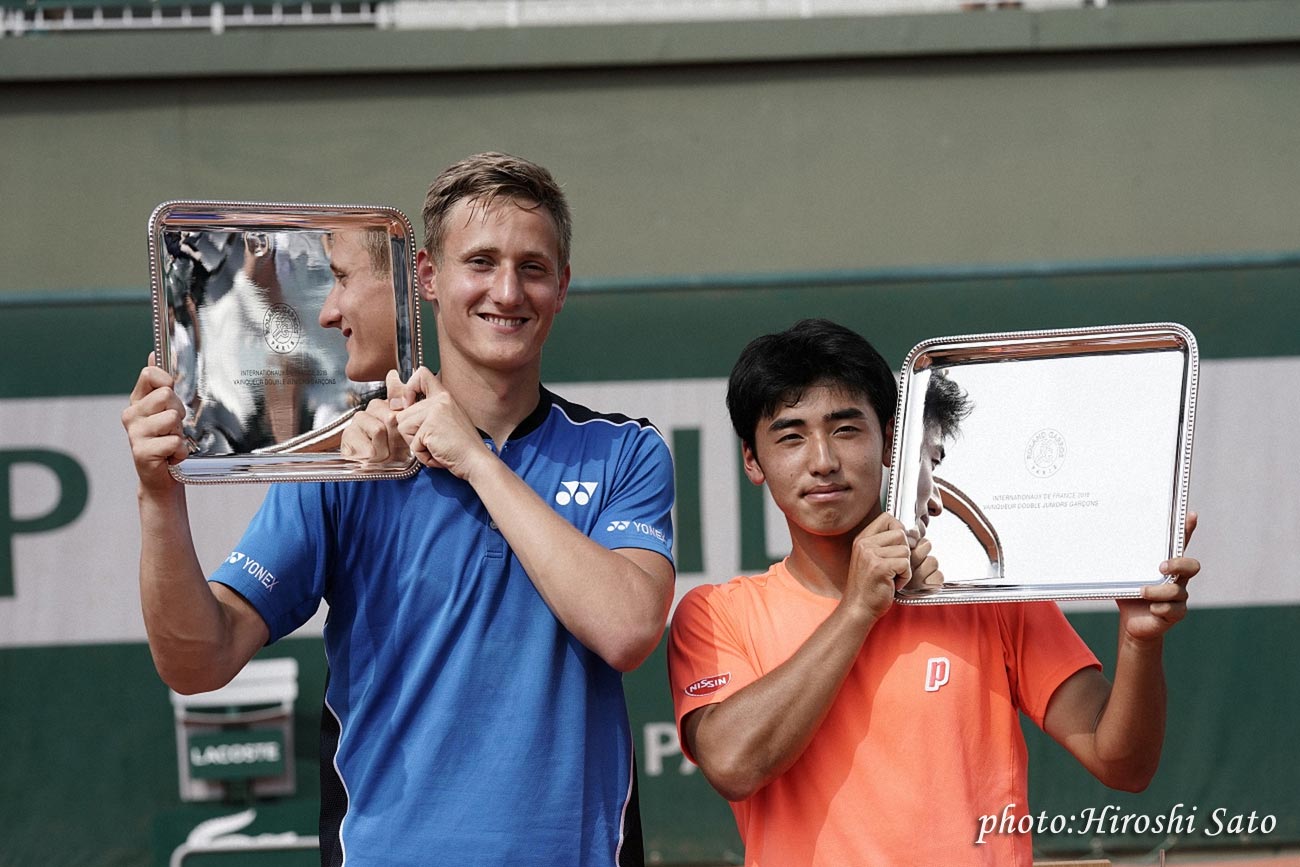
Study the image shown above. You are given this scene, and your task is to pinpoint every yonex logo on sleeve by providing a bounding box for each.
[684,673,731,697]
[924,657,950,692]
[227,551,277,591]
[604,520,668,543]
[555,481,598,506]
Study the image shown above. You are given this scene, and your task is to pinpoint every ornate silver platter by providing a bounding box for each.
[886,322,1198,604]
[148,201,422,483]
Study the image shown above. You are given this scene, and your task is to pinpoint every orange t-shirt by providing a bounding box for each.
[667,560,1100,867]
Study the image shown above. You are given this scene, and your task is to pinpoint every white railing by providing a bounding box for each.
[2,0,384,35]
[2,0,1103,37]
[388,0,1102,30]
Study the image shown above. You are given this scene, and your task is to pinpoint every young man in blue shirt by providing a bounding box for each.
[124,153,675,866]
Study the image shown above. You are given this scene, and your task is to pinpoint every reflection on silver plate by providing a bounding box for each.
[148,201,422,483]
[886,322,1198,604]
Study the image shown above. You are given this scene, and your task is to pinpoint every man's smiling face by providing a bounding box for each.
[418,196,570,377]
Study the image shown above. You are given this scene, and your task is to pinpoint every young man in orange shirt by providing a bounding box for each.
[667,318,1200,866]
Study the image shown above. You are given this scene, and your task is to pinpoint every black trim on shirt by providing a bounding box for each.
[507,386,555,441]
[619,754,646,867]
[546,388,659,433]
[319,671,347,867]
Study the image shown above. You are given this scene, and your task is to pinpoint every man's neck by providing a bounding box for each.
[437,353,543,446]
[784,518,873,599]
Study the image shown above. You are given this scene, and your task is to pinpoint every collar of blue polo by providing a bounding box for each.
[473,385,554,445]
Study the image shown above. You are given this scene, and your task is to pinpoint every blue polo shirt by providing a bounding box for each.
[211,388,675,866]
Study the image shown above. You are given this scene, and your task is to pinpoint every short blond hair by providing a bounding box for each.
[422,152,572,268]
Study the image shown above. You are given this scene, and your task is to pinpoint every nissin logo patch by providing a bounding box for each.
[684,672,731,697]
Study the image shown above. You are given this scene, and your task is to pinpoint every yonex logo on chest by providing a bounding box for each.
[555,481,598,506]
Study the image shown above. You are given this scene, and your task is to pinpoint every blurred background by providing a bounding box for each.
[2,0,1299,863]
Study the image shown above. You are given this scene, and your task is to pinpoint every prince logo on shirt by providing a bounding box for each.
[925,657,950,692]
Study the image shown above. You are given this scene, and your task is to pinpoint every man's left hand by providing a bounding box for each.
[1117,511,1200,643]
[392,367,489,479]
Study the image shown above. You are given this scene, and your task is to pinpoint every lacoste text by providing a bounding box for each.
[190,742,281,767]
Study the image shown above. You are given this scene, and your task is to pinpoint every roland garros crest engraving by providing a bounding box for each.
[263,304,302,354]
[1024,428,1067,478]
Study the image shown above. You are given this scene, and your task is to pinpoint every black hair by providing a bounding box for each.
[923,368,973,441]
[726,318,897,450]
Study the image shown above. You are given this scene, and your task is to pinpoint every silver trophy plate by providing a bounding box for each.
[886,322,1198,604]
[148,201,423,483]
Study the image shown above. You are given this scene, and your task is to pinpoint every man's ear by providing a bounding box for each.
[881,417,895,468]
[415,249,438,305]
[741,440,766,486]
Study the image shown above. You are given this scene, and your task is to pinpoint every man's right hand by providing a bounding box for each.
[122,359,189,495]
[843,513,911,624]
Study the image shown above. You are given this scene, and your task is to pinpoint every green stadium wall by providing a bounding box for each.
[4,258,1300,864]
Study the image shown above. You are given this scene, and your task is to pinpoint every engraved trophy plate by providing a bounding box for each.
[886,322,1197,604]
[148,201,422,483]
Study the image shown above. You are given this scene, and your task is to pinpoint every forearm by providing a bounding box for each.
[137,485,248,692]
[466,455,672,671]
[1092,634,1167,790]
[689,603,875,801]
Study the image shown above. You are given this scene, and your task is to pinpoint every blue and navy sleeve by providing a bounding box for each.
[208,481,335,643]
[593,426,675,564]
